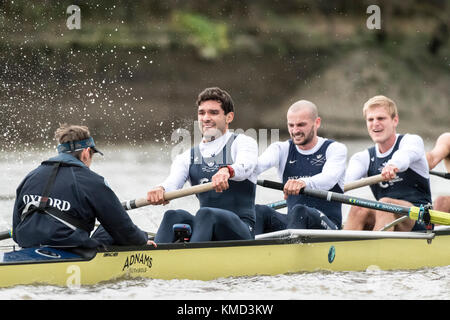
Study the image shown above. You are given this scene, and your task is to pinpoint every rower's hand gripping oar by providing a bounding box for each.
[264,174,384,209]
[122,182,214,210]
[257,179,450,226]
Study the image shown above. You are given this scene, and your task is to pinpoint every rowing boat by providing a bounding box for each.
[1,175,448,288]
[1,226,449,288]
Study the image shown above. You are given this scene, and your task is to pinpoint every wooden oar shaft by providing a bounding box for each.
[165,182,214,201]
[344,174,383,192]
[122,182,214,210]
[257,179,450,226]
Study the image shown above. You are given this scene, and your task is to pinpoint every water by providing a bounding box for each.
[0,141,449,300]
[1,267,449,300]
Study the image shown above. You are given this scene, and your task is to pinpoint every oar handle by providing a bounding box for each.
[257,179,283,191]
[0,230,12,241]
[429,171,450,179]
[122,182,214,210]
[344,174,384,192]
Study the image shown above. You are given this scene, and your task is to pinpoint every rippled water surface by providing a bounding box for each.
[1,266,449,300]
[0,141,449,300]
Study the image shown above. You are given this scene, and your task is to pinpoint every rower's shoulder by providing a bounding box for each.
[349,148,370,163]
[74,166,109,188]
[265,140,290,151]
[399,133,425,148]
[325,138,347,152]
[234,132,257,143]
[233,132,258,149]
[436,132,450,146]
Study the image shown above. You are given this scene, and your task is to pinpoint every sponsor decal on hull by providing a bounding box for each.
[122,253,153,273]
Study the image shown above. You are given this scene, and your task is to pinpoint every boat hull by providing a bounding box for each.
[1,228,449,287]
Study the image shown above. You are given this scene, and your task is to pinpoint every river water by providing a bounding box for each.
[0,140,449,300]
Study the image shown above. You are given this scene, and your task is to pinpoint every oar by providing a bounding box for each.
[343,174,384,192]
[122,182,214,210]
[429,171,450,179]
[0,227,156,241]
[257,179,450,226]
[264,200,289,210]
[0,230,11,241]
[264,174,384,210]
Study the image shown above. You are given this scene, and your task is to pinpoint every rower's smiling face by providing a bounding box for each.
[287,109,320,150]
[365,105,398,144]
[198,100,233,141]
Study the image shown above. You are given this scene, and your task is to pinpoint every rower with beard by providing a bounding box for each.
[344,95,432,231]
[147,87,258,242]
[255,100,347,234]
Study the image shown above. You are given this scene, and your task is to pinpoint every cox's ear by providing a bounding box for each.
[80,148,91,163]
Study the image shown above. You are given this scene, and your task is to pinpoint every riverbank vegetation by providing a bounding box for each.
[0,1,448,150]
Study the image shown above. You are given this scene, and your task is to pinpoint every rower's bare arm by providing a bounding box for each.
[427,132,450,170]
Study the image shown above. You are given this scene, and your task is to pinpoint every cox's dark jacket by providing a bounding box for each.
[12,153,148,248]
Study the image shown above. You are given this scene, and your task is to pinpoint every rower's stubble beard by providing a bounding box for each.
[292,125,316,147]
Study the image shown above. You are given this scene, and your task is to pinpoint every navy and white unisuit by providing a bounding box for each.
[282,139,344,227]
[256,137,347,229]
[12,153,148,248]
[367,135,432,206]
[189,134,256,228]
[154,131,258,242]
[346,134,432,207]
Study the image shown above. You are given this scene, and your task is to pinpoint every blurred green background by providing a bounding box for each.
[0,0,448,151]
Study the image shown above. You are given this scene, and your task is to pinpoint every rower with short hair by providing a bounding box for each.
[255,100,347,233]
[148,87,258,242]
[344,95,432,231]
[12,123,153,248]
[426,132,450,212]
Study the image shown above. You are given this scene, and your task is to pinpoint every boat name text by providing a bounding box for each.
[122,253,153,271]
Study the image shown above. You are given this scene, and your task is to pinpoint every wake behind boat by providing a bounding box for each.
[1,227,449,288]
